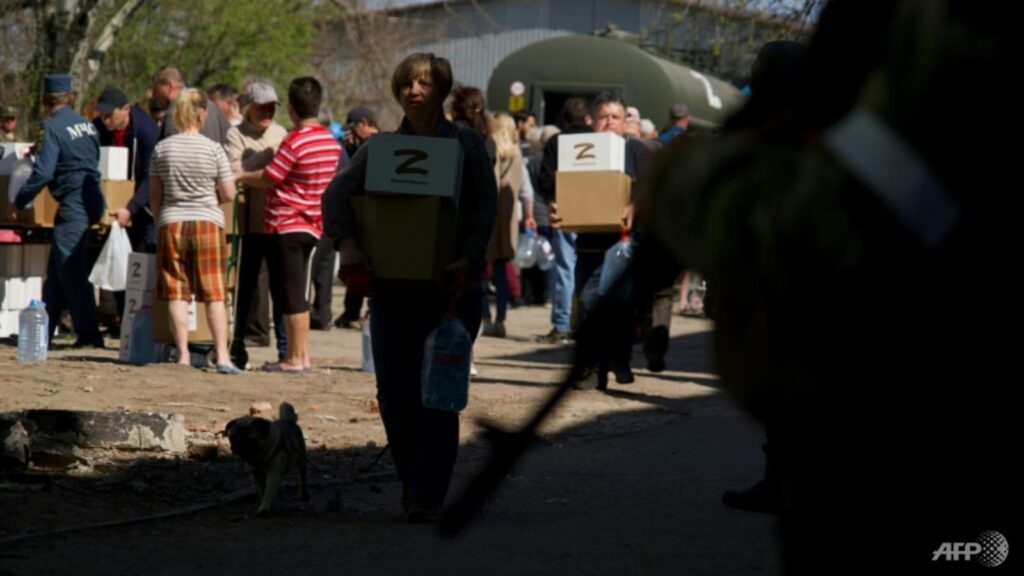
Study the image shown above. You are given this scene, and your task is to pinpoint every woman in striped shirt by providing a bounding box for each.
[149,89,239,374]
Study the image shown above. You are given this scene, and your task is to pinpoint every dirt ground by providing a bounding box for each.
[0,287,778,575]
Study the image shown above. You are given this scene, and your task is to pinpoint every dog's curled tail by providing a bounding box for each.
[279,402,298,423]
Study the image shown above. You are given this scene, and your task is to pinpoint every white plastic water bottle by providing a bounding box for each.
[514,229,538,269]
[597,231,634,301]
[361,314,375,374]
[129,306,155,365]
[16,299,48,362]
[421,315,471,412]
[535,235,555,271]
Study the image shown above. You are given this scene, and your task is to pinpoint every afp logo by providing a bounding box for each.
[932,531,1009,567]
[394,149,429,176]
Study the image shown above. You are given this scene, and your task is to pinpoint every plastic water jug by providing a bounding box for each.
[597,231,633,301]
[129,306,155,365]
[16,299,48,362]
[535,235,555,271]
[514,229,538,269]
[421,315,471,412]
[362,314,375,374]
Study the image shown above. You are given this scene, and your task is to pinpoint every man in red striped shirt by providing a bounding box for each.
[237,77,342,373]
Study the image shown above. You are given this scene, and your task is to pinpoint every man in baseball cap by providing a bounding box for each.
[656,102,691,143]
[91,85,160,337]
[1,104,19,142]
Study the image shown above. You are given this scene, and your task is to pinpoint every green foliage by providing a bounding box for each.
[92,0,317,105]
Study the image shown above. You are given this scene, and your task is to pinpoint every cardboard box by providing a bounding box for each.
[153,297,212,343]
[121,288,154,325]
[0,309,19,337]
[220,200,238,235]
[98,179,135,227]
[555,171,632,232]
[0,177,57,227]
[99,147,129,180]
[0,245,22,277]
[239,187,267,234]
[557,132,626,173]
[22,244,49,276]
[351,195,458,282]
[1,278,24,311]
[365,134,463,204]
[126,253,157,291]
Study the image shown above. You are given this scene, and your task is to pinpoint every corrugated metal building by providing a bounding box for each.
[377,0,804,90]
[323,0,805,124]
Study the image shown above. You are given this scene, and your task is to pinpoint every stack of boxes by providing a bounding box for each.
[554,132,632,232]
[0,143,57,227]
[0,244,49,337]
[352,133,463,281]
[118,252,156,361]
[97,147,135,226]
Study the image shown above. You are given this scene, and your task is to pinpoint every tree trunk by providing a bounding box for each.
[22,0,146,123]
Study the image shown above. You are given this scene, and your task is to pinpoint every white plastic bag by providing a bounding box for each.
[89,222,133,291]
[8,156,34,206]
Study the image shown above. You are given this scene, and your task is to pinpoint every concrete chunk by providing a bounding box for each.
[24,410,186,453]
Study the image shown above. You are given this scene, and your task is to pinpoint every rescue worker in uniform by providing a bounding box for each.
[8,73,105,348]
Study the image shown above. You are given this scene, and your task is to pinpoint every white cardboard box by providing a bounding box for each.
[0,309,19,337]
[121,288,154,329]
[0,244,22,277]
[99,147,129,181]
[2,277,43,312]
[126,253,157,291]
[557,132,626,173]
[21,244,49,277]
[365,133,463,204]
[1,278,25,311]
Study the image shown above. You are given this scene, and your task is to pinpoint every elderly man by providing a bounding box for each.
[8,74,105,348]
[151,65,230,143]
[208,83,243,126]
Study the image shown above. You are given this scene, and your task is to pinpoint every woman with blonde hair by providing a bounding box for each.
[481,111,531,337]
[149,88,239,373]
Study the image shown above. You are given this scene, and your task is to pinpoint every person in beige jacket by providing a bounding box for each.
[225,80,288,365]
[482,112,525,338]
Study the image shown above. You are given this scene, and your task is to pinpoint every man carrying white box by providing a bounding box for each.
[543,92,653,388]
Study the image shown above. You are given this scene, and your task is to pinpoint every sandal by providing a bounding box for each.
[261,362,305,374]
[217,364,241,375]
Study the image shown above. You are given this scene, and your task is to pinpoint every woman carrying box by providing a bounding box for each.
[149,89,239,374]
[322,53,497,522]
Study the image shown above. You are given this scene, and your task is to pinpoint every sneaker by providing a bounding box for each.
[482,321,506,338]
[243,335,271,348]
[333,315,363,330]
[573,367,601,391]
[611,364,635,385]
[536,329,571,345]
[646,356,666,373]
[470,362,478,378]
[309,318,332,331]
[722,479,781,514]
[72,336,104,350]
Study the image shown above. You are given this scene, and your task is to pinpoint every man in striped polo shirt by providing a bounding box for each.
[237,77,342,373]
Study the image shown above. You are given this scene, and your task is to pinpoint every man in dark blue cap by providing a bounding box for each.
[7,72,105,348]
[92,86,159,252]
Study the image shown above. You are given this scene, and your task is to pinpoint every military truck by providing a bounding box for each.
[487,32,745,131]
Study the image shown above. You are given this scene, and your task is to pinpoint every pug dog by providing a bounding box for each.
[226,402,310,516]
